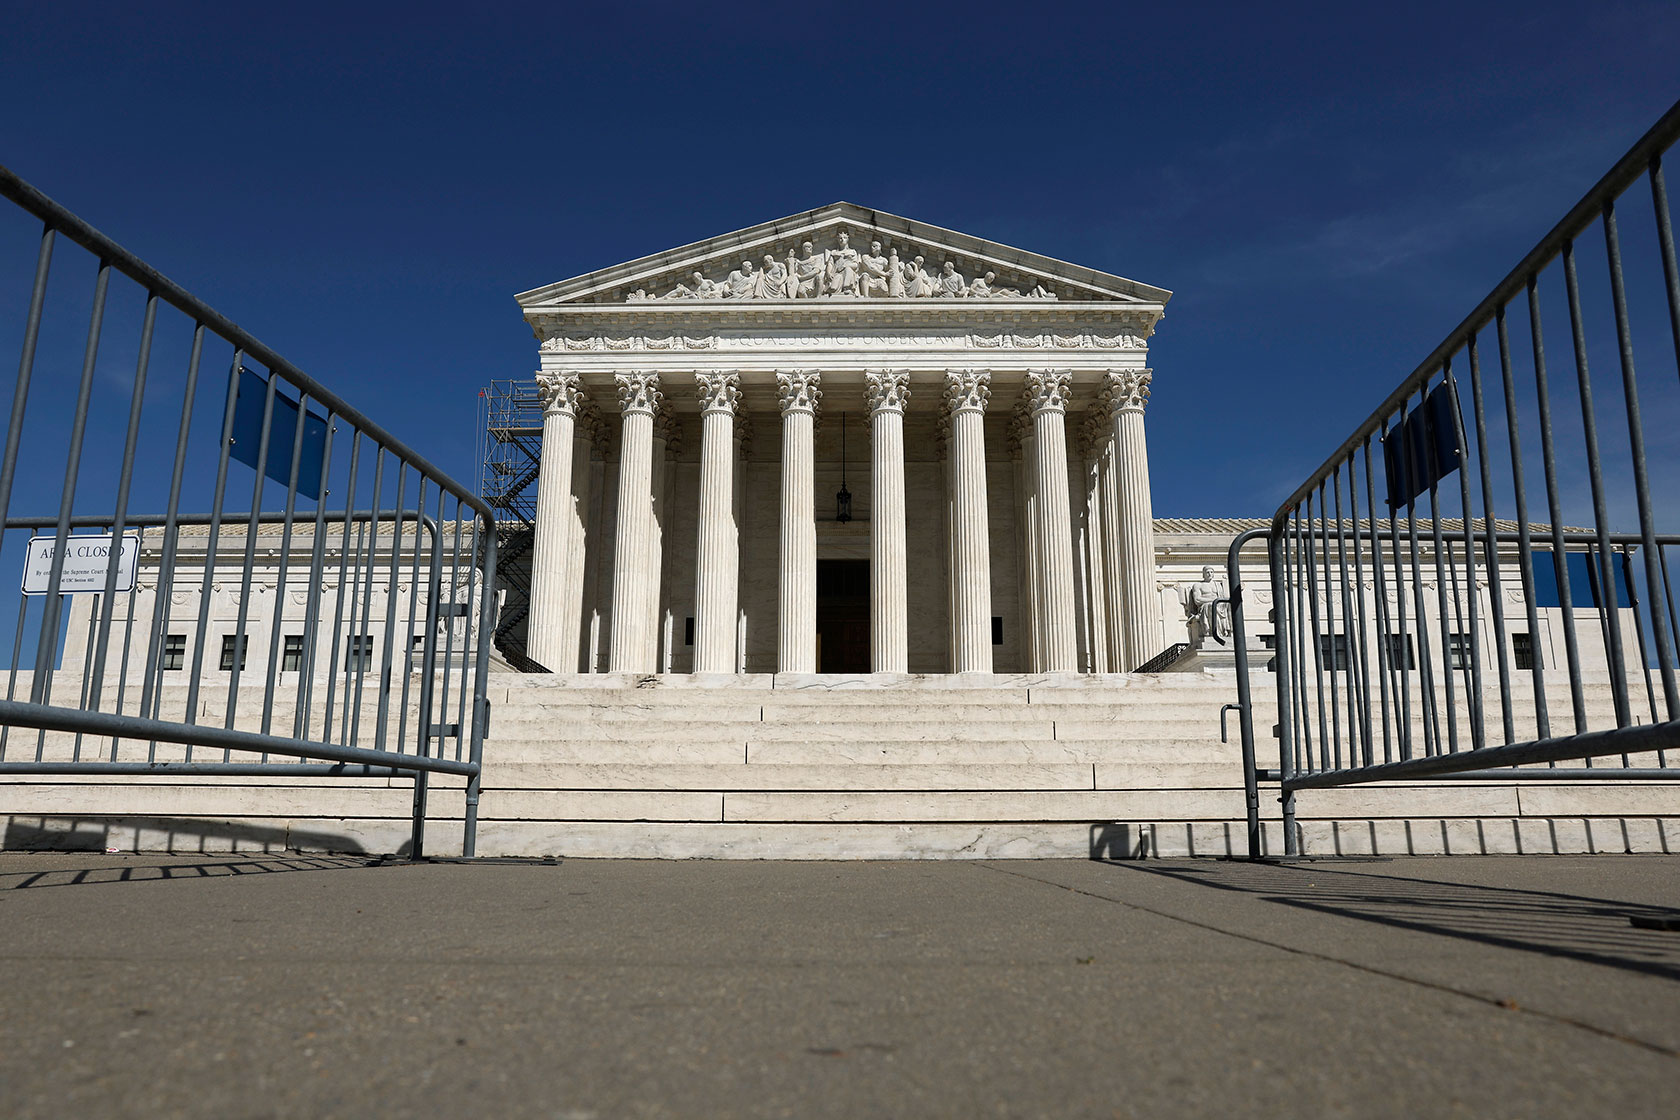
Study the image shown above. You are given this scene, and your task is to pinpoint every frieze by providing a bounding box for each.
[544,331,1152,354]
[623,229,1064,304]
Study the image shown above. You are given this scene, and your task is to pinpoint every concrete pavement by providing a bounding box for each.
[1,854,1677,1118]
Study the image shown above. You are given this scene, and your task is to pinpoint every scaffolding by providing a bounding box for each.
[476,378,546,670]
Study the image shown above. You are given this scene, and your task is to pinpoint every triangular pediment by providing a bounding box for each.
[516,202,1170,308]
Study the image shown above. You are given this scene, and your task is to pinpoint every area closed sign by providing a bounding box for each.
[22,532,140,595]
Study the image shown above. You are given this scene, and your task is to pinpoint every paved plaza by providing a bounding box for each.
[1,853,1677,1117]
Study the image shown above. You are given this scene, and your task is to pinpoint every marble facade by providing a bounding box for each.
[516,203,1171,676]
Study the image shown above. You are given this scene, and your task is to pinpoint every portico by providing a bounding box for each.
[516,203,1169,676]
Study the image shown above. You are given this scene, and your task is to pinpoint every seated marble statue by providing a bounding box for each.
[936,261,968,298]
[625,288,649,301]
[902,255,936,298]
[1180,566,1232,648]
[790,241,826,298]
[860,241,892,298]
[826,231,862,296]
[724,260,758,299]
[664,272,718,299]
[756,255,792,299]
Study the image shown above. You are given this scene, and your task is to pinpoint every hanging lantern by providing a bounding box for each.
[836,411,853,522]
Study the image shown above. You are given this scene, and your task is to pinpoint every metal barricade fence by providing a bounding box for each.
[0,163,497,858]
[1230,98,1680,858]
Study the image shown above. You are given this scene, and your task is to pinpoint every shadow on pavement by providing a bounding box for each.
[0,853,387,892]
[1102,859,1680,980]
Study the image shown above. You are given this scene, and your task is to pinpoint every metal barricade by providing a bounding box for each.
[0,163,497,858]
[1231,98,1680,858]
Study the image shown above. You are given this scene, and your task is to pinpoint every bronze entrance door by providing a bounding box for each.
[816,559,870,673]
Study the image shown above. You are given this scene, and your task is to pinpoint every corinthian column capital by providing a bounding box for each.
[1025,369,1072,414]
[944,369,991,414]
[615,370,663,415]
[864,369,912,415]
[776,370,822,414]
[1103,368,1152,414]
[535,370,583,417]
[695,371,741,414]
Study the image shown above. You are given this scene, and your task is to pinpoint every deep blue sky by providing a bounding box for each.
[2,0,1678,520]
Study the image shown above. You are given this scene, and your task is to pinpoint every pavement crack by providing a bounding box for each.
[976,861,1680,1061]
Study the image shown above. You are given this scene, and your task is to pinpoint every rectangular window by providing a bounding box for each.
[1513,632,1535,670]
[346,635,374,671]
[684,617,695,647]
[1447,632,1472,671]
[1317,634,1350,671]
[1384,633,1416,670]
[991,616,1004,646]
[219,634,246,672]
[162,634,186,671]
[281,635,305,673]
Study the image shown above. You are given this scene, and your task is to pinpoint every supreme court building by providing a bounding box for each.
[514,203,1169,678]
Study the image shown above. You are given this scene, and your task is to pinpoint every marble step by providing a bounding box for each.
[477,737,1243,765]
[453,761,1257,792]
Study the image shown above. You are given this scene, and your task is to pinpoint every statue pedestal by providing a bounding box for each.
[1156,644,1273,673]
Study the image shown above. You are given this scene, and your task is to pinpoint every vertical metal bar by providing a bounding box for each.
[138,325,204,735]
[1318,482,1345,769]
[348,450,387,748]
[1268,530,1299,856]
[1561,240,1632,727]
[293,416,337,740]
[373,465,410,752]
[461,521,499,859]
[87,293,158,729]
[1603,200,1679,716]
[1528,278,1588,734]
[1467,332,1516,744]
[395,486,430,758]
[455,510,483,763]
[320,433,363,743]
[337,519,370,747]
[1227,528,1266,857]
[109,531,142,752]
[1444,370,1486,751]
[1624,545,1660,725]
[0,226,56,534]
[1343,458,1375,765]
[1424,373,1460,755]
[410,492,447,856]
[1499,305,1550,738]
[1403,437,1440,757]
[223,368,281,745]
[1387,431,1415,762]
[31,261,111,705]
[1363,439,1396,764]
[1332,464,1367,766]
[1302,494,1331,769]
[184,352,247,755]
[260,388,315,744]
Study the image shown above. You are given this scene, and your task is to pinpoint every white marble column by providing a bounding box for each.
[865,370,910,673]
[1106,368,1160,669]
[776,371,820,673]
[608,371,662,673]
[653,408,679,672]
[945,369,993,673]
[1027,369,1077,672]
[556,398,597,673]
[527,371,581,671]
[1010,405,1041,672]
[693,371,740,673]
[1079,416,1111,674]
[1006,412,1033,673]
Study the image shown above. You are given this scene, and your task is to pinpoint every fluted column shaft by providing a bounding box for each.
[866,371,910,673]
[608,372,662,674]
[1081,434,1111,673]
[1019,424,1042,672]
[693,373,740,673]
[528,372,580,671]
[777,371,820,673]
[1107,369,1160,669]
[946,370,993,673]
[1027,371,1077,672]
[557,403,596,672]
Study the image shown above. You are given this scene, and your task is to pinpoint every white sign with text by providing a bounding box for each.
[21,532,140,595]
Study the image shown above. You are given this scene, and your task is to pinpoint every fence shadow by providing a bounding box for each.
[1105,860,1680,981]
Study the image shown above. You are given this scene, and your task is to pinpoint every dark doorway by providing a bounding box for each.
[817,559,870,673]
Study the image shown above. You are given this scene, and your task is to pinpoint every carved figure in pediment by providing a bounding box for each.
[626,288,649,301]
[666,271,721,299]
[936,261,969,298]
[756,255,792,299]
[724,259,758,299]
[860,240,892,298]
[903,254,936,298]
[790,241,826,298]
[826,230,861,296]
[970,270,1023,299]
[1027,282,1058,300]
[887,247,905,298]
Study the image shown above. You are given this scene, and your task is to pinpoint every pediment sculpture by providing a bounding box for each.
[622,229,1062,303]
